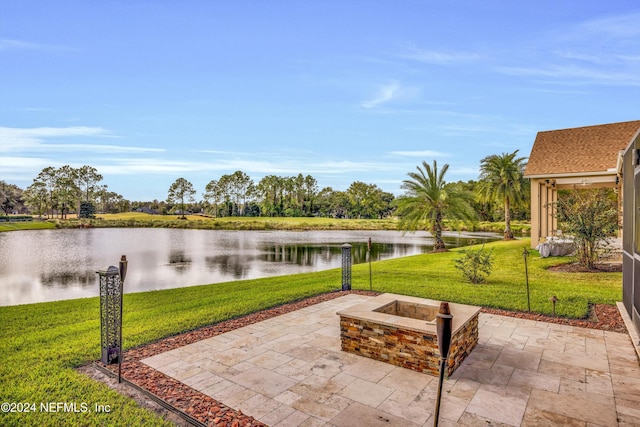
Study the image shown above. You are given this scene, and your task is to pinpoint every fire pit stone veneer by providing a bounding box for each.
[337,293,480,376]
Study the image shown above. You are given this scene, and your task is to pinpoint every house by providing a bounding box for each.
[136,206,159,215]
[524,120,640,248]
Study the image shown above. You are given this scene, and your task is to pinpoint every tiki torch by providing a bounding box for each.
[434,302,453,427]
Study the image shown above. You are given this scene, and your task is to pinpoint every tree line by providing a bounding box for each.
[2,165,129,218]
[166,171,395,219]
[2,150,531,225]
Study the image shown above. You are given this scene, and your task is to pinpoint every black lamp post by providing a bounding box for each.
[117,255,127,383]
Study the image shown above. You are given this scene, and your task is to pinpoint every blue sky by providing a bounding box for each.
[1,1,639,201]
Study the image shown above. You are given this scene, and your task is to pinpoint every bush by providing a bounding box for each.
[556,188,618,270]
[78,202,96,218]
[453,245,494,284]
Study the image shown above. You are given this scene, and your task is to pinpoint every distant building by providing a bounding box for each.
[136,206,159,215]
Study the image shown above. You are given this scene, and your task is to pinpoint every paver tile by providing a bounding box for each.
[274,409,310,427]
[330,402,419,427]
[231,366,299,398]
[377,366,433,397]
[495,346,542,371]
[541,349,610,372]
[508,367,560,392]
[466,386,527,426]
[248,350,294,370]
[521,407,586,427]
[338,377,393,407]
[528,388,618,426]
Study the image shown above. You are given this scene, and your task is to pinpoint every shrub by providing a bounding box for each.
[453,245,494,284]
[555,188,618,270]
[78,202,96,218]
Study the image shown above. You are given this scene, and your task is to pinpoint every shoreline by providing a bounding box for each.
[1,214,532,235]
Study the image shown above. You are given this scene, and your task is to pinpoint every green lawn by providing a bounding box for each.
[54,213,401,231]
[38,213,532,234]
[0,238,621,426]
[0,221,55,232]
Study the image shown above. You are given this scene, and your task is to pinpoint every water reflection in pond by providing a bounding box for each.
[0,228,499,306]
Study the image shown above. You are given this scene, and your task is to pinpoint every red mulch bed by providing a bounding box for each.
[87,289,627,426]
[547,262,622,273]
[482,303,627,334]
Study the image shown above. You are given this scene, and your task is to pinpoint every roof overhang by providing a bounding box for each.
[526,170,618,188]
[525,170,617,180]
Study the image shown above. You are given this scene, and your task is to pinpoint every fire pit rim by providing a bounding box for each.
[336,292,481,335]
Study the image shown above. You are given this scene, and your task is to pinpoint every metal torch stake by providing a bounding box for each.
[523,247,531,312]
[118,255,128,383]
[434,302,453,427]
[368,237,372,291]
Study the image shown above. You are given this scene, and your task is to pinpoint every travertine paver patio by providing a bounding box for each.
[141,294,640,426]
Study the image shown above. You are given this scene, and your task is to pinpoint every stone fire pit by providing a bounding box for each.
[337,293,480,376]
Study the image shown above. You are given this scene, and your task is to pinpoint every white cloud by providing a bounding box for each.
[390,150,451,157]
[495,64,640,86]
[581,12,640,40]
[400,45,482,65]
[0,38,75,52]
[0,126,164,153]
[493,12,640,87]
[361,82,401,109]
[0,39,42,50]
[449,166,479,175]
[96,154,397,179]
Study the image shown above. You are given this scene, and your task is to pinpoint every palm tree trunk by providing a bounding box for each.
[504,196,514,240]
[433,211,446,250]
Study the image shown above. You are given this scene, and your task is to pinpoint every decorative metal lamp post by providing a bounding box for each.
[434,302,453,427]
[97,255,127,383]
[341,243,352,291]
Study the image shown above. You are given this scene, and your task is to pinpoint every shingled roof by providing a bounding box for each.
[524,120,640,177]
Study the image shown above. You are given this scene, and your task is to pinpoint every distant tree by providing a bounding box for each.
[203,179,222,217]
[476,150,527,239]
[345,181,394,219]
[556,188,618,270]
[34,166,58,218]
[0,181,22,215]
[303,175,318,216]
[230,170,254,216]
[257,175,284,217]
[55,165,79,219]
[396,160,475,250]
[24,181,48,217]
[167,178,196,219]
[76,165,103,202]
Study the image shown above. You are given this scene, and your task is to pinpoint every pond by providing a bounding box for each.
[0,228,499,306]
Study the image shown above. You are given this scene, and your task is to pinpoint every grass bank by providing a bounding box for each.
[39,212,531,234]
[0,238,619,426]
[0,221,55,232]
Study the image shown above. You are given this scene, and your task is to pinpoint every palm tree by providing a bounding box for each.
[476,150,527,240]
[396,160,475,250]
